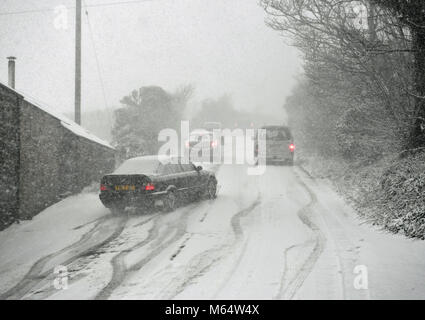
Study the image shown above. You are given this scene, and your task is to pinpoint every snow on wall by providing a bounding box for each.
[61,120,113,149]
[0,82,116,230]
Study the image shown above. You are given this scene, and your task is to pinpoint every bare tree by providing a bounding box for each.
[371,0,425,147]
[261,0,416,156]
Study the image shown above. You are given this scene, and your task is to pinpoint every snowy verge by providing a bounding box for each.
[0,192,110,294]
[298,152,425,240]
[294,167,425,300]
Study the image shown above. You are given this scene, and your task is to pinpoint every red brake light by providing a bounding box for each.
[145,183,155,191]
[289,143,295,151]
[100,184,108,191]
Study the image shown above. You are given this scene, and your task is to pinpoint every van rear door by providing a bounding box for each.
[265,127,293,160]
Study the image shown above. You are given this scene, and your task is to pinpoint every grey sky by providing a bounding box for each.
[0,0,301,122]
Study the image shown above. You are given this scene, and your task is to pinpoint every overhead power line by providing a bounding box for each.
[0,0,154,16]
[83,0,114,124]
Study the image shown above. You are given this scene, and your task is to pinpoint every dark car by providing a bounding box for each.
[254,125,295,166]
[99,155,218,213]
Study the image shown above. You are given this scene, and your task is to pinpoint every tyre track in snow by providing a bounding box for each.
[297,165,366,299]
[26,213,158,300]
[275,168,326,300]
[209,192,264,299]
[295,166,350,299]
[149,200,219,299]
[95,205,197,300]
[94,213,163,300]
[160,193,262,299]
[0,214,128,300]
[230,194,262,241]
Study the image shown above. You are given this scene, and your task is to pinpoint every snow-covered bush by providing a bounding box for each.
[379,150,425,239]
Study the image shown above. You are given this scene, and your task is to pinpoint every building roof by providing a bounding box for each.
[128,155,175,162]
[0,82,114,150]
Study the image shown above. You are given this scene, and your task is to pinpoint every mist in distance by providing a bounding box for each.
[0,0,302,136]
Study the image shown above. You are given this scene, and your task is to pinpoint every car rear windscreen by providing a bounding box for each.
[265,127,291,140]
[114,159,160,175]
[190,132,212,142]
[204,122,221,131]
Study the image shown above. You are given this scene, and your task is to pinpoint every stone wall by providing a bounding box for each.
[18,99,67,219]
[0,83,116,229]
[0,84,21,227]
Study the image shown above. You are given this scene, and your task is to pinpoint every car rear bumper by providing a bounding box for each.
[259,153,294,161]
[99,191,165,208]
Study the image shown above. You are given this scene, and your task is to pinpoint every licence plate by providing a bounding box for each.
[115,185,136,191]
[268,147,283,156]
[268,141,287,152]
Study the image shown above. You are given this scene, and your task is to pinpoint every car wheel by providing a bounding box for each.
[206,179,217,199]
[163,191,177,212]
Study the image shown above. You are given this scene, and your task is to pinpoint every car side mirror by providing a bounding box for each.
[196,165,203,172]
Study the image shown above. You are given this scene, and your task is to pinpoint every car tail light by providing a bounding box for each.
[100,184,108,191]
[289,143,295,152]
[145,183,155,191]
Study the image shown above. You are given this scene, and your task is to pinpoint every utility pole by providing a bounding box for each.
[75,0,82,125]
[7,57,16,89]
[367,2,377,43]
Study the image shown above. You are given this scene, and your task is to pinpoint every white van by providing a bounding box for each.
[255,125,295,166]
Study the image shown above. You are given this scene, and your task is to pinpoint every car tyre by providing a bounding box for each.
[206,179,217,199]
[163,191,177,212]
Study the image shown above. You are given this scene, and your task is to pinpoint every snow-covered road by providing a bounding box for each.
[1,164,425,300]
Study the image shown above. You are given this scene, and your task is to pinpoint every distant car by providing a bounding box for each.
[203,122,226,146]
[203,122,222,132]
[99,155,217,213]
[255,125,295,166]
[185,129,220,162]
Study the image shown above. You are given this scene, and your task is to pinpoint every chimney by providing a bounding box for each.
[7,56,16,89]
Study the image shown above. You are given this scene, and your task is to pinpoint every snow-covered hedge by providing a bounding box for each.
[302,152,425,240]
[379,150,425,239]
